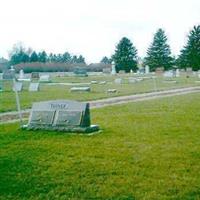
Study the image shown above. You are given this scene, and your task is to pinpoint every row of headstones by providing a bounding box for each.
[13,82,40,92]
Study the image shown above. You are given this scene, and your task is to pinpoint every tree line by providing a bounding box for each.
[101,25,200,72]
[9,43,86,65]
[5,25,200,72]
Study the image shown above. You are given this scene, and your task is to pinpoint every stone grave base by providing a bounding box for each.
[22,124,100,133]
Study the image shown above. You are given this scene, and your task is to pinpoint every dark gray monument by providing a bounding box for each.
[23,100,99,133]
[31,72,40,79]
[29,82,40,92]
[13,82,23,92]
[73,67,88,77]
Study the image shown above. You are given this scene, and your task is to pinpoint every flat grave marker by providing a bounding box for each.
[70,86,91,92]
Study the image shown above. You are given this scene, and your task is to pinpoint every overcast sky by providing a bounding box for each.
[0,0,199,63]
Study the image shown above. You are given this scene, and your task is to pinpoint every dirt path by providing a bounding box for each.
[1,86,200,124]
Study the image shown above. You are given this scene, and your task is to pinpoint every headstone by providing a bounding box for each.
[39,74,50,82]
[163,80,177,83]
[145,65,150,74]
[2,69,15,80]
[155,67,164,75]
[23,100,99,133]
[13,82,23,92]
[74,67,88,77]
[176,69,180,77]
[128,78,136,83]
[99,81,106,84]
[163,71,174,78]
[70,87,91,92]
[111,62,116,75]
[103,68,111,74]
[107,89,117,93]
[19,69,24,79]
[91,80,98,84]
[29,83,40,92]
[118,70,125,74]
[114,78,122,84]
[31,72,40,79]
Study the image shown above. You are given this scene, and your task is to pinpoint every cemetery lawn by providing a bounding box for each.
[1,93,200,199]
[0,75,200,112]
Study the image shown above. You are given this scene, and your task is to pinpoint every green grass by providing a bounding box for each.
[1,93,200,199]
[0,74,200,113]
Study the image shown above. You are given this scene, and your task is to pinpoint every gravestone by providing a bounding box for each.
[128,78,136,83]
[145,65,150,74]
[19,69,24,79]
[91,80,98,84]
[99,81,106,84]
[31,72,40,79]
[70,87,91,92]
[163,71,174,78]
[114,78,122,84]
[74,68,88,77]
[29,82,40,92]
[111,62,116,75]
[176,69,180,77]
[2,69,15,80]
[103,68,111,74]
[118,70,125,74]
[107,89,117,93]
[23,100,99,133]
[39,74,50,82]
[13,82,23,92]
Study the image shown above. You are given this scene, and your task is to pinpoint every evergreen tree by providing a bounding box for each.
[62,52,71,63]
[71,55,78,63]
[112,37,137,72]
[177,25,200,70]
[100,56,112,64]
[76,55,85,64]
[145,29,173,71]
[38,51,47,63]
[30,51,39,62]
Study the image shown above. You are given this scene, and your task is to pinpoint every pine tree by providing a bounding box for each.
[177,25,200,70]
[30,51,39,62]
[145,29,173,71]
[100,56,112,64]
[112,37,137,72]
[38,51,47,63]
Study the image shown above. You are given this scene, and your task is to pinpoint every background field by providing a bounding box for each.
[1,74,200,113]
[1,93,200,199]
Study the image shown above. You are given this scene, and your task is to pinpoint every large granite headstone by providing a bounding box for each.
[23,100,99,133]
[29,83,40,92]
[13,82,23,92]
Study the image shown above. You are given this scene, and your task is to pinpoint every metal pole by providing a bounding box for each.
[13,78,23,126]
[153,76,157,92]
